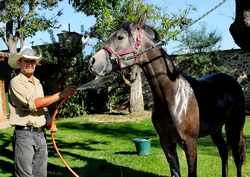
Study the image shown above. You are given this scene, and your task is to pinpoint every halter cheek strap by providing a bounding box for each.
[103,28,143,68]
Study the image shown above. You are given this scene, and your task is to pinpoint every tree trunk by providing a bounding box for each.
[0,20,18,129]
[230,0,250,49]
[129,65,144,113]
[0,78,9,129]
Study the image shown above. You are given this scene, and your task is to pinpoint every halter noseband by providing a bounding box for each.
[103,27,143,68]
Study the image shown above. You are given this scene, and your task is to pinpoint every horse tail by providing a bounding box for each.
[225,80,246,166]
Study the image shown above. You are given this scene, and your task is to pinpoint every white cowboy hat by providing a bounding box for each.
[8,46,42,69]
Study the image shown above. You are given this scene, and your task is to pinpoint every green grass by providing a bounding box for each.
[0,114,250,177]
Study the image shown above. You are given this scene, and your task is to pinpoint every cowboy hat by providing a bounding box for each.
[8,46,42,69]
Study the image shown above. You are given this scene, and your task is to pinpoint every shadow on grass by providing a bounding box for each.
[0,133,14,176]
[59,122,157,140]
[198,134,250,155]
[48,149,168,177]
[0,132,168,177]
[107,112,129,115]
[114,151,137,155]
[47,137,167,177]
[0,159,14,176]
[59,121,250,156]
[47,136,110,154]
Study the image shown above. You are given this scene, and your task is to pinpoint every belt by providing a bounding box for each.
[15,125,44,132]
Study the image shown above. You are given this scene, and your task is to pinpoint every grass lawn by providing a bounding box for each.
[0,113,250,177]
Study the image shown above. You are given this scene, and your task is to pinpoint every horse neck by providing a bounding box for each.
[141,48,180,103]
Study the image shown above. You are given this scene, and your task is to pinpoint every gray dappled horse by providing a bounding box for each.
[88,19,246,177]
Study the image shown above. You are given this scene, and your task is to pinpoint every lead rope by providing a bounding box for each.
[50,96,80,177]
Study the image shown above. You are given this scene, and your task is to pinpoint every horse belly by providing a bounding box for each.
[198,93,238,137]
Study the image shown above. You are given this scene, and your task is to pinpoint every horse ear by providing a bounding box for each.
[138,13,147,28]
[144,25,160,41]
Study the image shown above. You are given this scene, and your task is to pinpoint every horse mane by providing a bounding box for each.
[121,22,179,80]
[161,48,180,81]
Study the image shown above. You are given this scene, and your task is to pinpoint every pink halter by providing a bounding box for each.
[103,27,143,68]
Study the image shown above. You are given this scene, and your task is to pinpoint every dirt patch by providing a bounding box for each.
[84,111,151,123]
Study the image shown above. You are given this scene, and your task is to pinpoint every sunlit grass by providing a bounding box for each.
[0,114,250,177]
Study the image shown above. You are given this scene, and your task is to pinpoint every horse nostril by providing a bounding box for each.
[88,58,95,71]
[89,57,95,66]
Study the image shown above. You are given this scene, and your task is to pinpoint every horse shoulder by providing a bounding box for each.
[170,76,200,138]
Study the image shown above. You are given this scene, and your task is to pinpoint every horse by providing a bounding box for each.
[88,19,246,177]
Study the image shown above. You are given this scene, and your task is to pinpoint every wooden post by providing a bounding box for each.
[0,80,9,129]
[0,80,6,117]
[0,52,10,129]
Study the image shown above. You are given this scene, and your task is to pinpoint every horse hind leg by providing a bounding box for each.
[234,133,246,177]
[183,138,198,177]
[226,127,246,177]
[211,131,228,177]
[227,85,246,177]
[225,119,246,177]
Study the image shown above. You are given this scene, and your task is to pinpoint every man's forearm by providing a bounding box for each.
[35,92,61,109]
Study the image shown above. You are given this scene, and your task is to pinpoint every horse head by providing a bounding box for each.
[89,18,160,76]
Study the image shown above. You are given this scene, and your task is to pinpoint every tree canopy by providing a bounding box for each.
[0,0,62,52]
[177,25,222,53]
[69,0,192,42]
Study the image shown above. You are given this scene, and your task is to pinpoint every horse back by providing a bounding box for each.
[185,73,245,136]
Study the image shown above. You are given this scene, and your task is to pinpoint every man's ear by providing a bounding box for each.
[17,59,21,65]
[37,61,42,66]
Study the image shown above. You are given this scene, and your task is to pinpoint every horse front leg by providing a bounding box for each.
[183,138,197,177]
[161,140,181,177]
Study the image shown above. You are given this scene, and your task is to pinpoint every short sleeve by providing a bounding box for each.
[9,79,37,112]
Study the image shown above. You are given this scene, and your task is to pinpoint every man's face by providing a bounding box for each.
[17,58,38,76]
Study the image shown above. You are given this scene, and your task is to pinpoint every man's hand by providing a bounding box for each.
[60,86,76,99]
[48,121,57,132]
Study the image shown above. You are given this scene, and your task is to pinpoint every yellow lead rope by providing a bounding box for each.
[50,97,80,177]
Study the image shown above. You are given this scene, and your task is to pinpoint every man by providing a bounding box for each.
[8,46,75,177]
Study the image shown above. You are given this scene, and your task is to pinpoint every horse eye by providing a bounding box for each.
[117,35,124,40]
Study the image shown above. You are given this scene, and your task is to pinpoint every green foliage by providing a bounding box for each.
[177,25,222,53]
[0,0,62,48]
[174,25,228,78]
[70,0,192,42]
[58,91,86,118]
[175,53,233,78]
[108,83,129,111]
[69,0,120,17]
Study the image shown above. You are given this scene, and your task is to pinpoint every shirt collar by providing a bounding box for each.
[18,73,39,85]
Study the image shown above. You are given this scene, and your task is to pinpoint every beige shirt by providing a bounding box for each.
[8,73,48,127]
